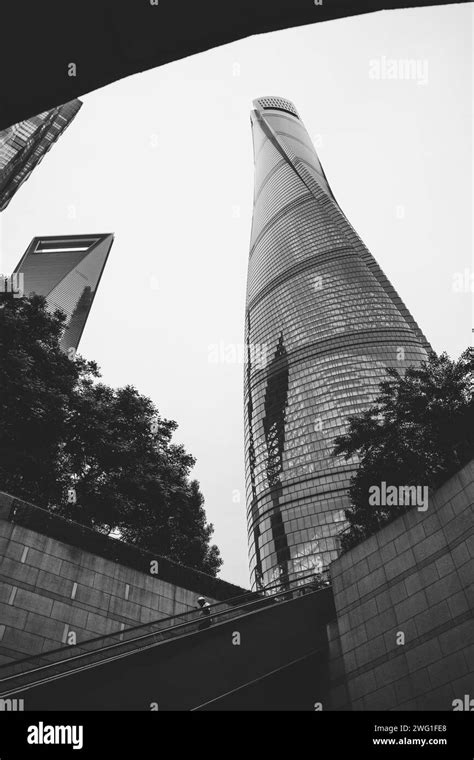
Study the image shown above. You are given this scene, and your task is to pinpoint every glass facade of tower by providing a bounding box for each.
[244,96,430,591]
[0,99,82,212]
[13,234,114,352]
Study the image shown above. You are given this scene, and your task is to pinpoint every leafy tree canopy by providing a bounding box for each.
[333,348,474,551]
[0,295,222,576]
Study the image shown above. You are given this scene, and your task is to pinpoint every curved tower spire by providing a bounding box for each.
[244,96,430,591]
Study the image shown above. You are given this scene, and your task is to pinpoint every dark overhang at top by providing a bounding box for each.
[0,0,453,131]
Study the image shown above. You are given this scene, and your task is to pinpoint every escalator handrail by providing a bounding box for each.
[0,575,330,692]
[0,569,329,677]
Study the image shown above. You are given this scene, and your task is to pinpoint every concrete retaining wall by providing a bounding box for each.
[330,459,474,710]
[0,494,242,664]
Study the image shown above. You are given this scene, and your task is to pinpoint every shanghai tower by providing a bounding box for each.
[244,96,430,592]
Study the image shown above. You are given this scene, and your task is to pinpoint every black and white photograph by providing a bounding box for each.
[0,0,472,752]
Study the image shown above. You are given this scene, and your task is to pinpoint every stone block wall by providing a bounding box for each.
[330,459,474,710]
[0,494,245,665]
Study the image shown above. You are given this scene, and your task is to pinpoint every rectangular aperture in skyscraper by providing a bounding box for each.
[13,233,114,353]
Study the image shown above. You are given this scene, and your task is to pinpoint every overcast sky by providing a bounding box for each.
[1,3,471,587]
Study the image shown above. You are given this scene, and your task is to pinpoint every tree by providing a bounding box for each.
[333,349,474,550]
[121,479,222,575]
[0,294,97,506]
[0,294,222,575]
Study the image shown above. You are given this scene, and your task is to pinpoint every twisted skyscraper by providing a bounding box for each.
[244,96,430,591]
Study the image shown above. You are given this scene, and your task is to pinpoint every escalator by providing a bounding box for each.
[0,577,335,710]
